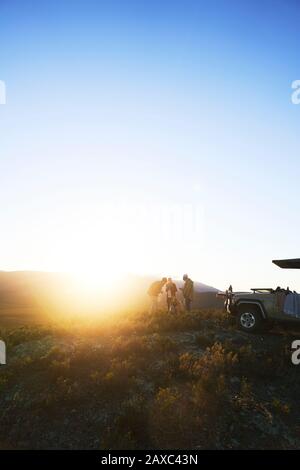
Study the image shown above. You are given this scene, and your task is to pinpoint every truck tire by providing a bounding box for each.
[237,305,263,333]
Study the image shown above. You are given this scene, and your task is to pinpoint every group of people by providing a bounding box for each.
[147,274,194,314]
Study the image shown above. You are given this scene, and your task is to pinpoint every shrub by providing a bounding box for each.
[3,326,53,348]
[100,397,149,449]
[149,387,198,449]
[272,398,291,415]
[179,343,238,384]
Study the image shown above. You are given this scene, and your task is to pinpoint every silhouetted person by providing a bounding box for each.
[165,277,178,312]
[148,277,167,314]
[181,274,194,311]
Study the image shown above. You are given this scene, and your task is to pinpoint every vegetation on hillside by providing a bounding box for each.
[0,309,299,449]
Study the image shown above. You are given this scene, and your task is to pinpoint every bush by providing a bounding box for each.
[2,325,53,348]
[149,387,198,449]
[101,397,149,449]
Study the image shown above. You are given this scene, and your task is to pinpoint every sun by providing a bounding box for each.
[69,265,124,299]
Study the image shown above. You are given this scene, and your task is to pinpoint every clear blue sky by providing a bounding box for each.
[1,0,300,290]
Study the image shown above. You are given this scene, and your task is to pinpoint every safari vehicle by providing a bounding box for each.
[218,259,300,333]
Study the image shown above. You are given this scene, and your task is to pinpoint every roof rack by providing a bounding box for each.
[273,259,300,269]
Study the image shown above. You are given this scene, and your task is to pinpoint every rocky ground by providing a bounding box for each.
[0,309,300,449]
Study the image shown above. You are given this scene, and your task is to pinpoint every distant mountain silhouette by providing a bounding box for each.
[0,271,223,324]
[175,280,219,293]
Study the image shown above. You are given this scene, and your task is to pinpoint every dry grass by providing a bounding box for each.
[0,308,298,449]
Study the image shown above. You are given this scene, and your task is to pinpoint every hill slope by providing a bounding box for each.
[0,309,299,449]
[0,272,223,325]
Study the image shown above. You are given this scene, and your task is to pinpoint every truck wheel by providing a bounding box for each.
[237,306,263,333]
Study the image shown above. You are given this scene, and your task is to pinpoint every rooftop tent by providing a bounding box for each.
[273,259,300,269]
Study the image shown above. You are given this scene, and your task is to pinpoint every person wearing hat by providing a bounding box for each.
[181,274,194,311]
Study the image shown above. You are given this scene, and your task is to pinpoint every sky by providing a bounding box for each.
[1,0,300,290]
